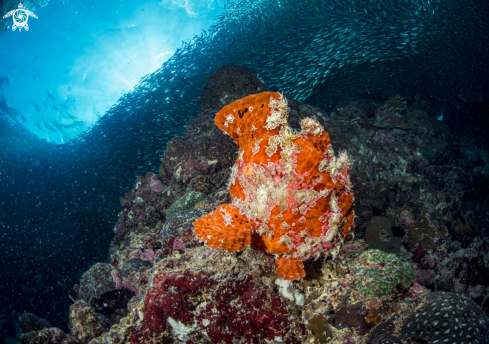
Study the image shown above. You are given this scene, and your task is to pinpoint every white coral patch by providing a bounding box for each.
[174,165,183,181]
[167,317,196,341]
[274,279,304,306]
[275,278,294,301]
[294,292,305,306]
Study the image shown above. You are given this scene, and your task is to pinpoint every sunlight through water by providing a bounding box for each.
[0,0,224,143]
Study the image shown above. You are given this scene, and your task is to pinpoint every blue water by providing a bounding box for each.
[0,0,224,143]
[0,0,488,340]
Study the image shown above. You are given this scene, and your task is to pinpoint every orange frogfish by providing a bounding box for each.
[193,92,355,280]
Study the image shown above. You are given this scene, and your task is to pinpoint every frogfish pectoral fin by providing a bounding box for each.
[275,256,306,281]
[193,204,253,251]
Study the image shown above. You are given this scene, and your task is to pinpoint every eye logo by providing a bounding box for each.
[2,3,38,32]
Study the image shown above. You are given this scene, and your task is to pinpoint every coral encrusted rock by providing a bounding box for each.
[79,262,117,303]
[200,65,267,111]
[69,300,111,343]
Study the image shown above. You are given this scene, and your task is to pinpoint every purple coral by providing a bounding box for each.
[150,174,164,193]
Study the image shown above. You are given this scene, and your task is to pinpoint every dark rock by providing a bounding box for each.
[407,211,447,250]
[35,318,52,331]
[161,128,236,195]
[19,313,39,334]
[365,216,401,254]
[200,65,267,112]
[79,263,117,303]
[333,303,372,335]
[18,327,77,344]
[90,289,135,326]
[121,258,153,278]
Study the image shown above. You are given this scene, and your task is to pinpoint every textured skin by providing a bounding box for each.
[193,92,355,280]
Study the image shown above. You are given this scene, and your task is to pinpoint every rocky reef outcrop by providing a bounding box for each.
[62,66,489,344]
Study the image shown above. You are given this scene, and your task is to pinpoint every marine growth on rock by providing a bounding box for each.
[193,92,355,280]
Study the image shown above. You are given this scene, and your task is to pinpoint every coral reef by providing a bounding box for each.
[129,257,307,343]
[194,92,355,280]
[411,236,489,299]
[367,292,489,343]
[69,300,111,343]
[82,240,426,344]
[401,292,488,342]
[62,71,489,344]
[350,250,414,300]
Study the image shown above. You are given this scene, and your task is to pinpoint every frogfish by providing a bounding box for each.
[193,92,354,280]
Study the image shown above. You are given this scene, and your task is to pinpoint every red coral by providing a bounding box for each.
[129,272,305,343]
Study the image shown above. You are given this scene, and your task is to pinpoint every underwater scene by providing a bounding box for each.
[0,0,489,343]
